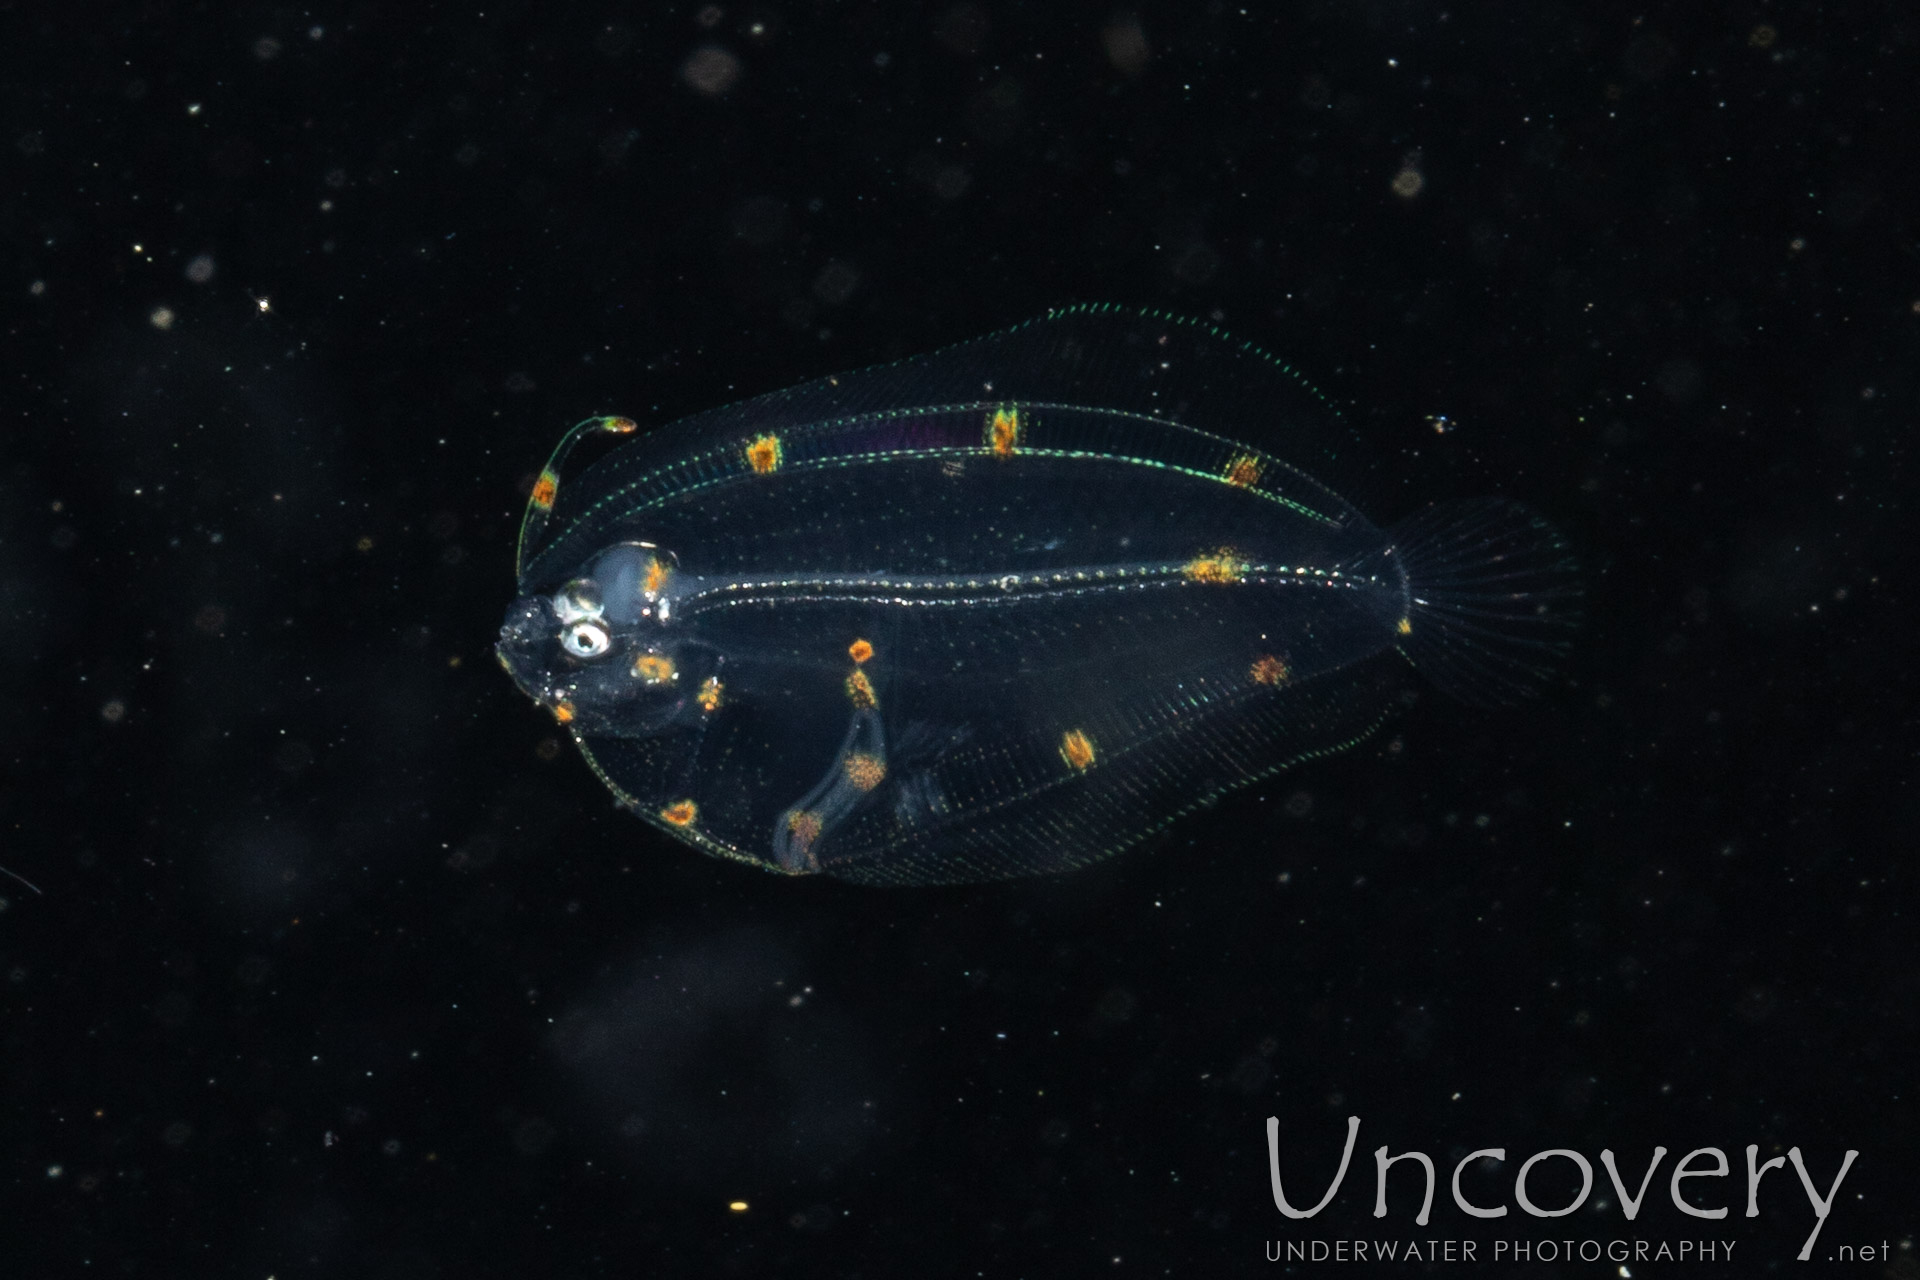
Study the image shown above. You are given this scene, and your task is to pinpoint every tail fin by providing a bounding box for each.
[1388,498,1582,706]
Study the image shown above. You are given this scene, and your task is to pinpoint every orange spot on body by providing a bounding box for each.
[745,434,783,474]
[848,638,873,665]
[531,469,559,510]
[987,406,1020,457]
[1250,654,1290,686]
[1224,454,1263,487]
[643,556,671,596]
[603,416,638,433]
[843,752,887,792]
[1182,549,1247,585]
[1059,729,1096,772]
[787,810,822,852]
[552,699,576,724]
[697,676,723,712]
[632,653,676,684]
[845,669,877,709]
[660,800,698,827]
[1396,616,1412,636]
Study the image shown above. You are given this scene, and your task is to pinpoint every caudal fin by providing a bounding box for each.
[1388,498,1582,706]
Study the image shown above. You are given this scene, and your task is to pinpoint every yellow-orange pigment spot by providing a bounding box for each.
[632,653,677,684]
[986,405,1020,457]
[1224,453,1263,488]
[1182,549,1247,585]
[847,638,873,665]
[843,752,887,792]
[745,433,784,474]
[1250,654,1290,686]
[786,810,822,852]
[697,676,723,712]
[660,800,698,827]
[643,555,671,597]
[551,699,577,724]
[845,669,878,709]
[1396,616,1412,636]
[602,416,638,434]
[1059,729,1096,772]
[530,468,559,510]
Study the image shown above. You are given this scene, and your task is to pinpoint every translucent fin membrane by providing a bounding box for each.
[515,415,638,579]
[1387,498,1583,707]
[518,305,1371,592]
[818,658,1405,886]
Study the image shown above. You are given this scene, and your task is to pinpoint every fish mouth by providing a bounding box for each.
[496,594,558,704]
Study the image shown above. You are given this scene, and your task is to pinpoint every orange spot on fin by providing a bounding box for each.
[745,434,783,474]
[1059,729,1096,772]
[1224,453,1263,487]
[1250,654,1290,686]
[987,406,1021,457]
[530,469,559,510]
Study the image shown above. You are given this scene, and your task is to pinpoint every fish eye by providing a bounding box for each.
[560,620,611,659]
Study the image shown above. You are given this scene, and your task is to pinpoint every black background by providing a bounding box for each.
[4,2,1913,1276]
